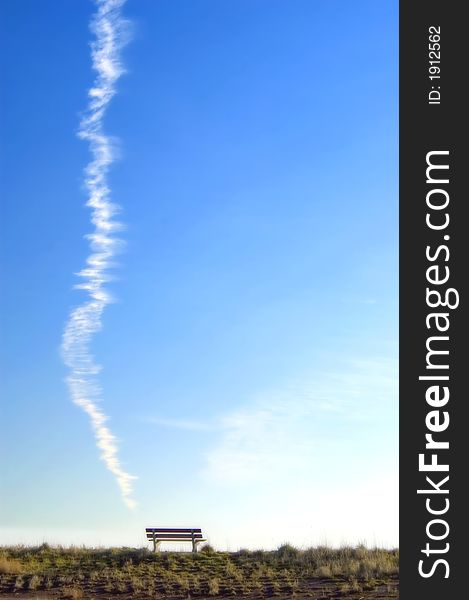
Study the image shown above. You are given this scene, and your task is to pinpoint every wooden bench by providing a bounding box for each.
[146,527,206,553]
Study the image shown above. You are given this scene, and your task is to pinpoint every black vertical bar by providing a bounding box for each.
[400,1,467,598]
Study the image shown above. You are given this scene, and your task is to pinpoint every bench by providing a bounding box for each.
[146,527,207,553]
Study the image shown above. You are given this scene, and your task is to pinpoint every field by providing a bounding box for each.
[0,544,398,599]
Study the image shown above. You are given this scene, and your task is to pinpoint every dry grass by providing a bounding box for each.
[61,586,84,599]
[0,556,22,574]
[0,543,399,598]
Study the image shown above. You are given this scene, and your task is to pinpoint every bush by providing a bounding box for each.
[276,543,300,562]
[200,543,216,554]
[61,587,83,600]
[208,577,220,595]
[315,565,332,578]
[0,556,22,574]
[28,574,42,590]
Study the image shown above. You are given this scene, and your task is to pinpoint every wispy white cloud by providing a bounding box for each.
[202,358,397,487]
[61,0,136,510]
[142,359,397,489]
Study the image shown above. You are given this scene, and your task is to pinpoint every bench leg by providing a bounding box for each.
[152,537,161,552]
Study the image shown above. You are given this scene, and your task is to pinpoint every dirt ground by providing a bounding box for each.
[0,576,399,599]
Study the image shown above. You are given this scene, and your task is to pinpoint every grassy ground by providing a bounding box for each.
[0,544,398,599]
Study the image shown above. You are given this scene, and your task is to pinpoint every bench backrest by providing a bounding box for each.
[146,527,203,540]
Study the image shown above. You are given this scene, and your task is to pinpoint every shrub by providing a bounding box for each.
[315,565,333,578]
[0,556,23,574]
[225,560,242,580]
[44,575,54,589]
[28,574,42,590]
[200,543,216,555]
[14,575,25,590]
[276,543,300,562]
[61,587,84,600]
[208,577,220,595]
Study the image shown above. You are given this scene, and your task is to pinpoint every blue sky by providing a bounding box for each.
[0,0,398,549]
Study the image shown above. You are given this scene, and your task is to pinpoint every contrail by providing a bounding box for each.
[61,0,136,510]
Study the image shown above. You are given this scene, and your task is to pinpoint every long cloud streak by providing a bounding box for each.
[62,0,136,509]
